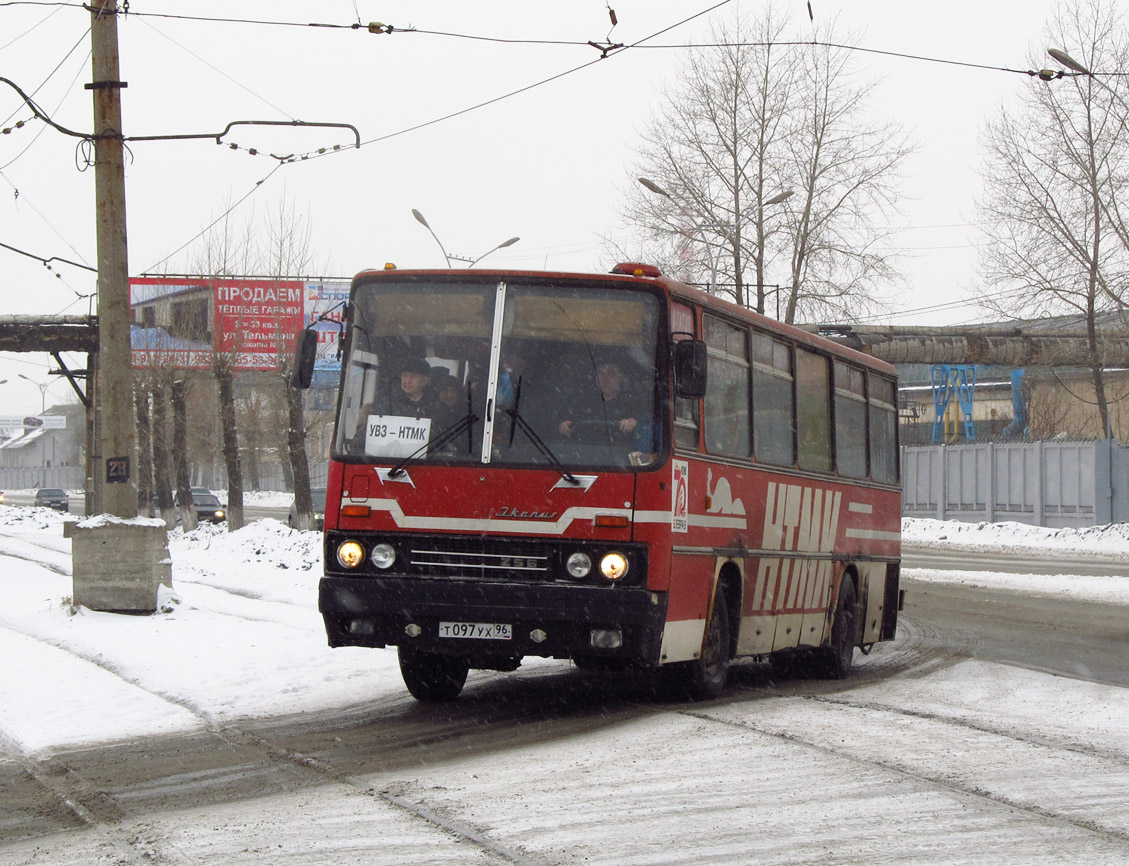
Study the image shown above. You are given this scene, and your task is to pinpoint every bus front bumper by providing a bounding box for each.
[319,576,668,667]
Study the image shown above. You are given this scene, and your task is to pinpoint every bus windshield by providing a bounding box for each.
[334,276,664,471]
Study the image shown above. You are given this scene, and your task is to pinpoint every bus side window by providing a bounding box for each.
[869,374,899,483]
[671,302,699,450]
[703,315,750,458]
[834,361,868,478]
[795,348,832,473]
[752,335,794,466]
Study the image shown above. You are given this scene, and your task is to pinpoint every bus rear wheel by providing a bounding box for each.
[398,647,469,702]
[819,576,857,680]
[663,590,730,701]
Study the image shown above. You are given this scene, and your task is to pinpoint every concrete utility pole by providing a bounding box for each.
[89,0,137,517]
[73,1,171,614]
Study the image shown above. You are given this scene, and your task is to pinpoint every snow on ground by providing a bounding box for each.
[0,504,402,755]
[903,515,1129,558]
[1,507,1128,758]
[903,516,1129,604]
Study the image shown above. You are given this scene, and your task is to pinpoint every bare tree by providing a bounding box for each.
[133,374,154,516]
[150,372,178,527]
[171,377,195,529]
[627,8,793,308]
[623,3,912,323]
[259,195,326,531]
[780,34,911,323]
[978,0,1129,436]
[187,201,261,531]
[173,191,333,528]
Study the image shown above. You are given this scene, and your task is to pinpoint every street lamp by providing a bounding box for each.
[468,236,520,268]
[638,178,725,293]
[638,178,792,304]
[763,189,795,206]
[411,209,520,268]
[412,208,453,267]
[1047,48,1129,113]
[18,374,52,486]
[19,373,50,413]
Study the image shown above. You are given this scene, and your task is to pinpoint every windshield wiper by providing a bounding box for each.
[505,378,578,485]
[387,410,479,479]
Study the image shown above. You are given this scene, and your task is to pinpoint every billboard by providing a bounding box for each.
[0,415,67,431]
[130,277,349,373]
[302,281,349,373]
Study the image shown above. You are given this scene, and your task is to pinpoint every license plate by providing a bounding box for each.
[438,621,512,640]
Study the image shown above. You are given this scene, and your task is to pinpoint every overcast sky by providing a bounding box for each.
[0,0,1066,416]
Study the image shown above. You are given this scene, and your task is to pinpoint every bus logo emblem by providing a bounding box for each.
[672,460,689,533]
[493,507,558,520]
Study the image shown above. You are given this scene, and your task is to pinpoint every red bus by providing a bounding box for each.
[293,262,901,701]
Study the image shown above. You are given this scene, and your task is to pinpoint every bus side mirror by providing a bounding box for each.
[674,339,707,399]
[291,329,317,389]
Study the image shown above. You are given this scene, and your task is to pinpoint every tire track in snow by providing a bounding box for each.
[683,694,1129,847]
[11,689,555,866]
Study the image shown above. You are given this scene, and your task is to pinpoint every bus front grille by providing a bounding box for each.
[406,538,552,580]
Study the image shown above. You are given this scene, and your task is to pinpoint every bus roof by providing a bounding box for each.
[350,263,897,377]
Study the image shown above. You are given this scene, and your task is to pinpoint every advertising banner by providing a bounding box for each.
[0,415,67,431]
[302,281,350,372]
[214,279,304,368]
[130,277,349,373]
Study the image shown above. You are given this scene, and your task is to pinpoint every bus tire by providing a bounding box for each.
[398,647,469,702]
[770,649,813,681]
[663,590,731,701]
[820,576,857,680]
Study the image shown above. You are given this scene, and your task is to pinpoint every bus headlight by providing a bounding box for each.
[599,552,629,581]
[371,542,396,569]
[566,552,592,578]
[336,541,365,569]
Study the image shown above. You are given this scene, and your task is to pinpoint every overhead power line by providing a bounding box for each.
[12,1,1120,90]
[140,1,732,268]
[0,238,96,272]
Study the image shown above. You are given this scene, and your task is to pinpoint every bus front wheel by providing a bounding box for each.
[398,647,469,702]
[663,591,731,701]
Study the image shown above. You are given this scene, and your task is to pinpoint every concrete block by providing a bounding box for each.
[71,519,172,613]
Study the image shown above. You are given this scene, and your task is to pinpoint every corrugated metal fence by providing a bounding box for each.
[902,440,1128,527]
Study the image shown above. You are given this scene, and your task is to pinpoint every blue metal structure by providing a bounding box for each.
[930,364,977,443]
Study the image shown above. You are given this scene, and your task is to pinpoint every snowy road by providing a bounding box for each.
[2,510,1129,864]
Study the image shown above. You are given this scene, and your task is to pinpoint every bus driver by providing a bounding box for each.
[558,361,643,442]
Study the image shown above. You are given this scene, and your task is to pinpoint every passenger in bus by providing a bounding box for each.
[430,369,464,426]
[558,361,646,444]
[495,351,527,410]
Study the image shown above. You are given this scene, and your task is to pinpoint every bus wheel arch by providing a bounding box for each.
[663,568,738,701]
[716,562,742,662]
[820,567,859,680]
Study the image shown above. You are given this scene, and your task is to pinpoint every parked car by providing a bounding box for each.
[288,487,326,530]
[34,488,69,512]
